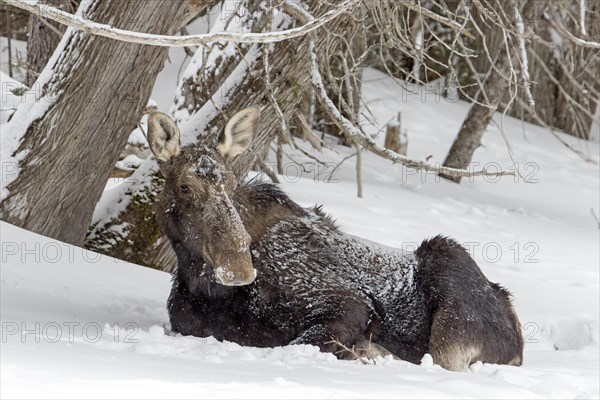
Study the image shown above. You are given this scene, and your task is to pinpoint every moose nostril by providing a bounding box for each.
[215,267,256,286]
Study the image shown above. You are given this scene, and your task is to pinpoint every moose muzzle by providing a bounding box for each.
[204,199,256,286]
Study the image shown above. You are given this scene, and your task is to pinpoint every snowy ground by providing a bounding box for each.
[1,68,599,398]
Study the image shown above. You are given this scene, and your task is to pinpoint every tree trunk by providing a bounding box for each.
[0,0,187,246]
[86,0,357,272]
[440,0,513,183]
[25,0,74,87]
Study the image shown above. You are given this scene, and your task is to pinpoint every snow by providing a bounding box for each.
[1,68,599,398]
[127,117,150,146]
[114,154,145,171]
[1,215,598,398]
[150,15,213,112]
[0,72,26,124]
[0,37,27,84]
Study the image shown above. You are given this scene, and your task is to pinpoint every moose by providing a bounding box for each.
[148,107,524,371]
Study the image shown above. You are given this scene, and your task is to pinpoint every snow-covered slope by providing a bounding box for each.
[1,222,596,399]
[1,69,598,398]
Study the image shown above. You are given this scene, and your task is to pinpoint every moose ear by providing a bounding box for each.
[219,106,260,159]
[147,112,181,163]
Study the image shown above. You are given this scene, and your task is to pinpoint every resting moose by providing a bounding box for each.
[148,107,524,371]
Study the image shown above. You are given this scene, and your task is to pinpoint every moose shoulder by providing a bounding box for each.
[148,107,524,371]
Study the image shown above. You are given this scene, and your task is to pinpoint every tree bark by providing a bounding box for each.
[25,0,75,87]
[0,0,188,246]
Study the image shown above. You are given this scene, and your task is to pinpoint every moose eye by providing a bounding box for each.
[179,185,190,194]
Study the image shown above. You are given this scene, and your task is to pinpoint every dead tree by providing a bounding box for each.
[312,7,366,143]
[0,2,29,78]
[535,1,599,140]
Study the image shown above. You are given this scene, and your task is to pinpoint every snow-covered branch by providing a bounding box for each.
[579,0,587,36]
[512,0,535,108]
[4,0,362,47]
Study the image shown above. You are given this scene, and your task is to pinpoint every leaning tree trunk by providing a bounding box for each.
[85,0,358,272]
[440,0,513,183]
[25,0,75,87]
[0,0,188,246]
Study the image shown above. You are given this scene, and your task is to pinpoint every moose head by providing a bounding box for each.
[147,107,261,286]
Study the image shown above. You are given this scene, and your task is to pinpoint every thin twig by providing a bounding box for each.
[325,339,371,365]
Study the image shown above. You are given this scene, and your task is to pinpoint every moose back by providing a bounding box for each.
[147,107,524,371]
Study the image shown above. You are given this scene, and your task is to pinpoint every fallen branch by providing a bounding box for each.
[4,0,362,47]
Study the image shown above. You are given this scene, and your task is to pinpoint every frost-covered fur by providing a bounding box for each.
[150,111,523,372]
[158,160,523,371]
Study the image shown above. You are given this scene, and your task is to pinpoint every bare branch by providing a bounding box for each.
[283,0,516,179]
[308,37,513,179]
[547,9,600,49]
[393,0,475,39]
[4,0,362,47]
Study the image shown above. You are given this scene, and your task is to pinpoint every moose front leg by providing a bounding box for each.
[289,298,374,360]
